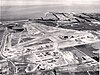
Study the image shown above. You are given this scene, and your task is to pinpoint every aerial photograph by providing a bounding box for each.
[0,0,100,75]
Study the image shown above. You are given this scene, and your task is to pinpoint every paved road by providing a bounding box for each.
[0,28,17,74]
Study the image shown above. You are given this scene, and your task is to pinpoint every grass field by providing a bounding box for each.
[0,30,5,45]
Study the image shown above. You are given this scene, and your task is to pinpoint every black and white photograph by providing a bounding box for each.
[0,0,100,75]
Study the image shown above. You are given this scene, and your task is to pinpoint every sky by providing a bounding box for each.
[0,0,100,6]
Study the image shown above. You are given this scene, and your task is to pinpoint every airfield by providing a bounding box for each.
[0,12,100,75]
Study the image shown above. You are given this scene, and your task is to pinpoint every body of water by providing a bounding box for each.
[0,4,100,21]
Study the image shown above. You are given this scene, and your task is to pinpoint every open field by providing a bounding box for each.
[0,30,5,45]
